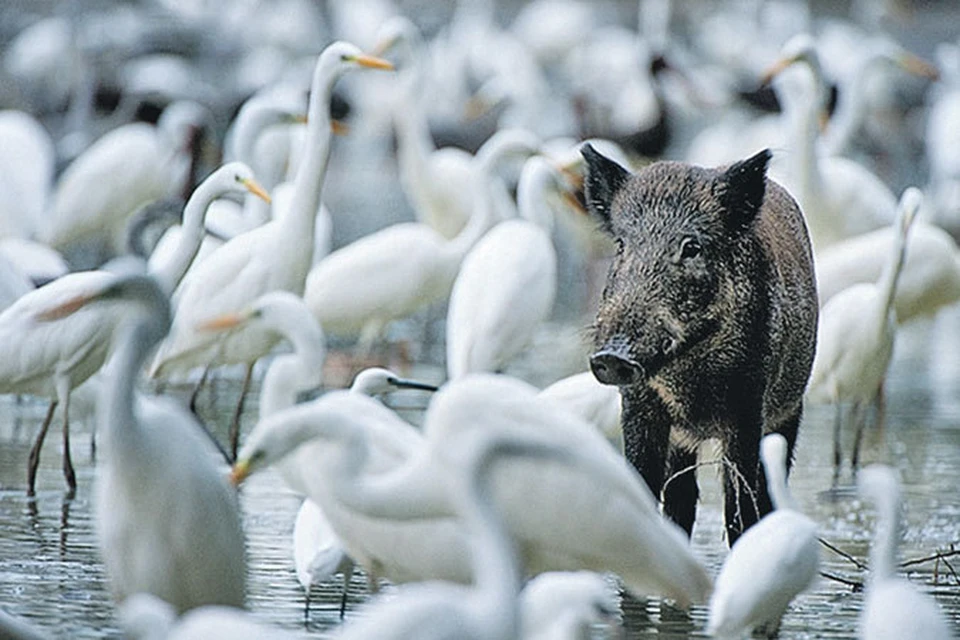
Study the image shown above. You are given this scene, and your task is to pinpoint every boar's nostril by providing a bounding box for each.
[590,351,645,386]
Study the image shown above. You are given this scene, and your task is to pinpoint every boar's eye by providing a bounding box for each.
[679,236,701,260]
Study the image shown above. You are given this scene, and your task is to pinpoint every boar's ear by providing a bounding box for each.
[581,143,630,233]
[719,148,770,232]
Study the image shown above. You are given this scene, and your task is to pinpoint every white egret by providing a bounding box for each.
[293,497,354,618]
[374,16,475,239]
[806,187,921,473]
[926,42,960,233]
[445,155,569,379]
[119,593,298,640]
[334,430,595,640]
[857,465,954,640]
[706,433,820,638]
[537,370,622,449]
[763,35,898,253]
[43,100,207,262]
[39,268,246,614]
[149,42,394,459]
[3,162,269,495]
[304,128,541,348]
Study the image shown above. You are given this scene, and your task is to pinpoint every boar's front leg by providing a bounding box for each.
[663,444,699,537]
[620,385,673,514]
[721,392,771,545]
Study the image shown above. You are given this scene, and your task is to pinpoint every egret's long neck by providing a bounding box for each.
[233,110,276,227]
[777,61,839,248]
[260,357,306,418]
[869,488,901,583]
[395,67,438,215]
[876,219,911,327]
[461,451,524,640]
[762,454,794,511]
[821,57,876,157]
[279,59,337,287]
[442,138,532,264]
[151,179,218,295]
[100,306,168,460]
[516,166,555,232]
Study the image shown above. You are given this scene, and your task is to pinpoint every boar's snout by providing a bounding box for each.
[590,349,645,386]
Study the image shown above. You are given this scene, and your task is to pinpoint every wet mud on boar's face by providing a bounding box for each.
[581,144,817,545]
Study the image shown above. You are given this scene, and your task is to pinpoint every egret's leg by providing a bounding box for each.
[831,384,843,481]
[356,320,385,359]
[339,562,355,619]
[303,587,311,625]
[874,382,887,462]
[229,363,255,461]
[850,400,868,471]
[27,401,58,496]
[61,393,76,495]
[188,365,211,415]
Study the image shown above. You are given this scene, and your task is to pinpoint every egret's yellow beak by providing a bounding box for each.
[34,293,95,322]
[897,52,939,81]
[350,54,394,71]
[240,178,271,204]
[230,459,251,486]
[759,56,794,87]
[196,310,252,333]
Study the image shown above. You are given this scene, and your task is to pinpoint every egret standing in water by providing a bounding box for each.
[445,155,576,379]
[39,267,246,614]
[150,42,394,460]
[806,187,922,475]
[857,465,954,640]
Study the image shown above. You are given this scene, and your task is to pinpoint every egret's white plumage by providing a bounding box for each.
[446,156,564,379]
[46,269,247,614]
[304,128,540,345]
[707,434,820,638]
[44,101,206,259]
[277,374,712,606]
[0,110,54,240]
[857,465,954,640]
[335,430,598,640]
[807,187,922,470]
[538,370,622,448]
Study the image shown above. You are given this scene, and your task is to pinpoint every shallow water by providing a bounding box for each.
[1,306,958,639]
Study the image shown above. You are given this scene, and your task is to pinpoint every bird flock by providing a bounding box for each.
[0,0,957,639]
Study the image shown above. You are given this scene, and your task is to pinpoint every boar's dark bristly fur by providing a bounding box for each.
[582,144,818,545]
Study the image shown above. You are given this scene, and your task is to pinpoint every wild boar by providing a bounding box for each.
[582,145,817,544]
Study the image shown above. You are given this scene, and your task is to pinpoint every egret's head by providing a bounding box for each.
[350,367,439,397]
[222,161,271,204]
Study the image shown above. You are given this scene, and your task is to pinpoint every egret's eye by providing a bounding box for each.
[679,237,701,260]
[234,175,243,183]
